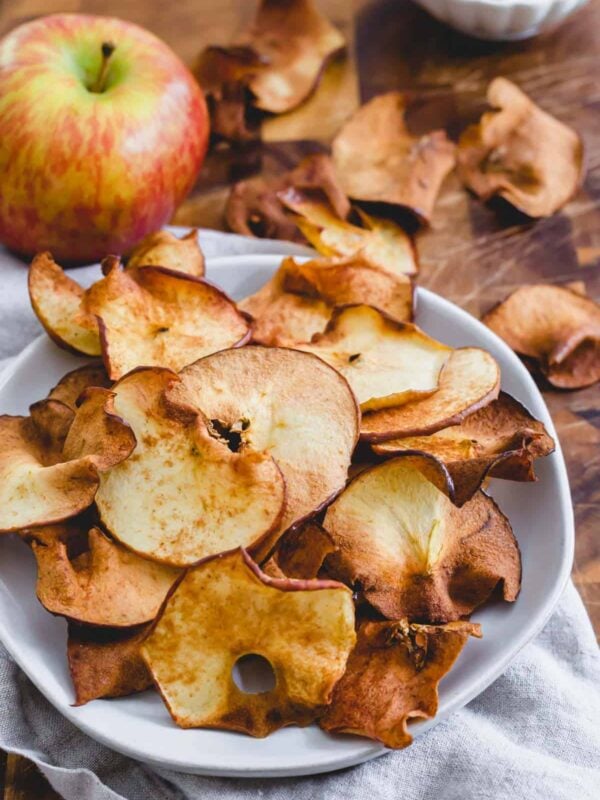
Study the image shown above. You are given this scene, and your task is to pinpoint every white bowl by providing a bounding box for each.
[413,0,589,40]
[0,252,574,777]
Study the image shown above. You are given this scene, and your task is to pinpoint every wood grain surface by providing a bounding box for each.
[0,0,598,796]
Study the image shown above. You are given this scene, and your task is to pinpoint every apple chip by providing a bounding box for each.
[28,252,100,356]
[321,619,481,748]
[361,347,500,441]
[332,93,456,223]
[374,393,555,506]
[457,78,584,218]
[85,368,285,566]
[68,623,153,706]
[296,306,449,412]
[141,548,355,736]
[127,229,204,277]
[33,527,179,627]
[323,456,521,621]
[269,520,336,579]
[84,260,250,380]
[483,284,600,389]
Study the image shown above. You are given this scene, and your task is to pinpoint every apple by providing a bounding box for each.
[0,14,209,264]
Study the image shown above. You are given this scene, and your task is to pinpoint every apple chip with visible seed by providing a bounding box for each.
[296,306,449,412]
[84,259,250,380]
[321,619,481,748]
[33,527,179,627]
[127,229,204,277]
[374,392,555,505]
[361,346,500,441]
[323,456,521,621]
[28,252,101,356]
[483,284,600,389]
[458,78,584,218]
[332,93,456,223]
[269,520,336,579]
[141,548,355,736]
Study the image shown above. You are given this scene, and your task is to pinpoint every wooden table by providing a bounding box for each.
[1,0,598,796]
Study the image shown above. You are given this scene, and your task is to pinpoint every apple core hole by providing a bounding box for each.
[232,654,276,694]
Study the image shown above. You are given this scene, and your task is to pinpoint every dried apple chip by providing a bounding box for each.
[458,78,584,218]
[323,456,521,622]
[483,284,600,389]
[321,619,481,748]
[33,527,179,627]
[296,305,449,411]
[141,548,355,736]
[332,93,456,223]
[270,520,336,579]
[127,229,204,277]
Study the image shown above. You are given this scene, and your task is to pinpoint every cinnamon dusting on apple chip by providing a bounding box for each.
[127,229,204,277]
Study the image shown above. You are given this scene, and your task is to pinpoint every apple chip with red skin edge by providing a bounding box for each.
[483,284,600,389]
[141,548,355,737]
[83,259,250,380]
[320,619,481,748]
[268,520,336,580]
[296,305,449,412]
[84,367,285,567]
[33,527,179,627]
[28,252,101,356]
[332,93,456,224]
[361,346,500,441]
[457,78,584,219]
[323,456,521,622]
[126,229,205,277]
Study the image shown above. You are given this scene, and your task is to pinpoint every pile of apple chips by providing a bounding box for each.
[0,229,557,749]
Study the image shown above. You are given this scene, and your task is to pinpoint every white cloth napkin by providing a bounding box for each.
[0,231,599,800]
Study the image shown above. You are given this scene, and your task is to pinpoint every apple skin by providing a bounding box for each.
[0,14,209,264]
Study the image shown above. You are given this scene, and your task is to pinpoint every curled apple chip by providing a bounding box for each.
[321,619,481,748]
[68,623,153,706]
[127,229,204,277]
[374,393,555,506]
[86,368,285,566]
[141,548,355,736]
[296,306,449,412]
[361,347,500,441]
[332,93,456,223]
[483,284,600,389]
[458,78,584,218]
[323,456,521,621]
[33,527,179,627]
[269,520,336,579]
[84,260,250,380]
[28,252,101,356]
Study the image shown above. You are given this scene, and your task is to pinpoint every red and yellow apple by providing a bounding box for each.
[0,14,209,263]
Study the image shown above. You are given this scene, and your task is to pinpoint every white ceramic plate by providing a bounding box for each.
[0,253,574,778]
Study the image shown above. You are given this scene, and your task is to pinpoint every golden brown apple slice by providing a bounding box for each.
[268,520,336,580]
[323,456,521,622]
[483,283,600,389]
[84,368,285,566]
[361,346,500,441]
[84,259,250,380]
[28,252,101,356]
[141,548,355,736]
[126,229,204,277]
[458,78,584,218]
[171,346,359,556]
[33,527,179,627]
[296,305,450,412]
[320,619,481,748]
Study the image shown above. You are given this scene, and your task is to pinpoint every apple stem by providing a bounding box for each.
[90,42,115,93]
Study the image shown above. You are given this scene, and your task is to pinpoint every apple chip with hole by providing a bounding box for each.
[28,252,101,356]
[323,456,521,622]
[127,229,204,277]
[33,527,179,627]
[457,78,584,218]
[83,259,250,380]
[141,548,355,736]
[321,619,480,748]
[332,93,456,223]
[483,283,600,389]
[374,392,555,505]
